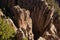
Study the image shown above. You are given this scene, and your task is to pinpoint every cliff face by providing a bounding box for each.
[0,0,60,40]
[17,0,56,40]
[12,5,34,40]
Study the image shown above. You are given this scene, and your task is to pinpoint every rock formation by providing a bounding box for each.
[17,0,60,40]
[11,5,34,40]
[38,6,60,40]
[0,0,60,40]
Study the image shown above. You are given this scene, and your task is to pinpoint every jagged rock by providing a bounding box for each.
[17,0,60,40]
[11,5,34,40]
[30,1,49,40]
[0,1,50,39]
[16,28,25,40]
[38,6,60,40]
[0,0,60,40]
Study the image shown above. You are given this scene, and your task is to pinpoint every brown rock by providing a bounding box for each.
[38,6,60,40]
[11,5,34,40]
[17,0,56,40]
[1,0,60,40]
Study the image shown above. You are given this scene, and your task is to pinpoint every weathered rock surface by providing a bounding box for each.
[0,0,60,40]
[38,6,60,40]
[17,0,49,39]
[38,23,60,40]
[11,5,34,40]
[17,0,60,40]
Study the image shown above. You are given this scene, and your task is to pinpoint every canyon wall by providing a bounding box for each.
[0,0,60,40]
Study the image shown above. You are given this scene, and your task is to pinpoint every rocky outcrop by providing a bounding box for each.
[11,5,34,40]
[17,0,49,39]
[37,3,60,40]
[0,0,60,40]
[38,6,60,40]
[17,0,60,40]
[38,22,60,40]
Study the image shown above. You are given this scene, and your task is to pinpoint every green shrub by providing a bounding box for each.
[22,37,28,40]
[0,17,15,40]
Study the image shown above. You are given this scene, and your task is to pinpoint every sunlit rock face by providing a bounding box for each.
[11,5,34,40]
